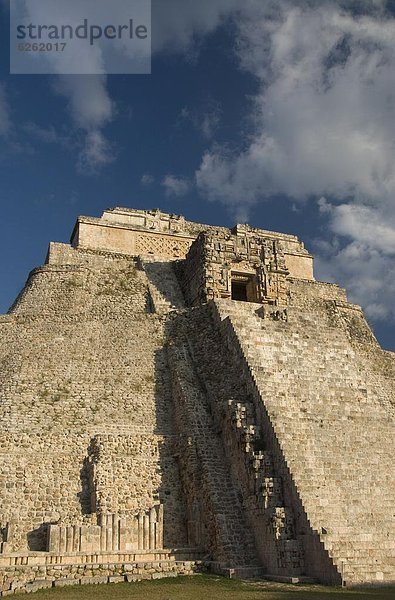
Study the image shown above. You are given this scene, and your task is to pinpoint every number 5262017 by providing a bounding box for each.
[17,42,67,52]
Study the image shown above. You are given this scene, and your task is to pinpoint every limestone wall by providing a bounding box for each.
[0,246,187,553]
[73,218,193,260]
[0,556,203,595]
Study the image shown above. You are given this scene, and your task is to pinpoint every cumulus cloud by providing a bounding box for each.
[161,175,191,198]
[193,0,395,322]
[320,200,395,255]
[196,1,395,208]
[314,200,395,321]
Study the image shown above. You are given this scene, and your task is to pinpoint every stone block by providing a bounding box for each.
[80,576,108,585]
[53,579,78,587]
[108,576,125,584]
[25,580,53,592]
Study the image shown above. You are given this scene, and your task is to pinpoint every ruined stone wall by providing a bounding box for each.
[0,246,187,553]
[0,557,203,595]
[88,434,185,547]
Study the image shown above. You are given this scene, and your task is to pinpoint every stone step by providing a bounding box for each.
[182,306,305,574]
[167,331,261,568]
[141,259,185,314]
[212,300,395,585]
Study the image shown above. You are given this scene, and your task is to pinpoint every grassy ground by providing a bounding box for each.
[15,575,394,600]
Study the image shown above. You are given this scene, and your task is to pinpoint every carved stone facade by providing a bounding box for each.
[47,506,163,554]
[179,225,290,309]
[70,207,314,280]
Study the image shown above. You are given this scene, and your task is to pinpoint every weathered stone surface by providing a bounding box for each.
[0,208,393,590]
[108,576,125,583]
[53,579,78,587]
[80,576,109,585]
[25,580,52,592]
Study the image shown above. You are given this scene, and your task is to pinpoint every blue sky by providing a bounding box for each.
[0,1,394,350]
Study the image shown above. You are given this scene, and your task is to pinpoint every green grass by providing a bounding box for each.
[15,575,394,600]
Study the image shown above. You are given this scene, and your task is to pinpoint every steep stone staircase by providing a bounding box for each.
[212,298,395,586]
[167,318,263,575]
[139,258,264,575]
[183,305,307,579]
[140,258,185,314]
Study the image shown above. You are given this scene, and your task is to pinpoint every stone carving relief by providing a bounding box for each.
[136,233,191,259]
[181,228,290,307]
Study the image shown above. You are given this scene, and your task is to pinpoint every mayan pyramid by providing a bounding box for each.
[0,207,394,592]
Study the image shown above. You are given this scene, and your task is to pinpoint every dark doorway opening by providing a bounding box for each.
[231,281,248,302]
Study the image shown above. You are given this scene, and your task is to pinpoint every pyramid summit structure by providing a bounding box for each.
[0,207,394,592]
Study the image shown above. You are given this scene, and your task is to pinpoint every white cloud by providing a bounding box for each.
[161,175,191,198]
[141,174,155,187]
[314,201,395,322]
[197,1,395,208]
[328,203,395,256]
[52,75,115,172]
[193,1,395,322]
[77,130,116,174]
[53,76,113,132]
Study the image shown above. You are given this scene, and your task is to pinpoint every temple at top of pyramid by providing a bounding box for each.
[65,206,315,304]
[72,206,313,263]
